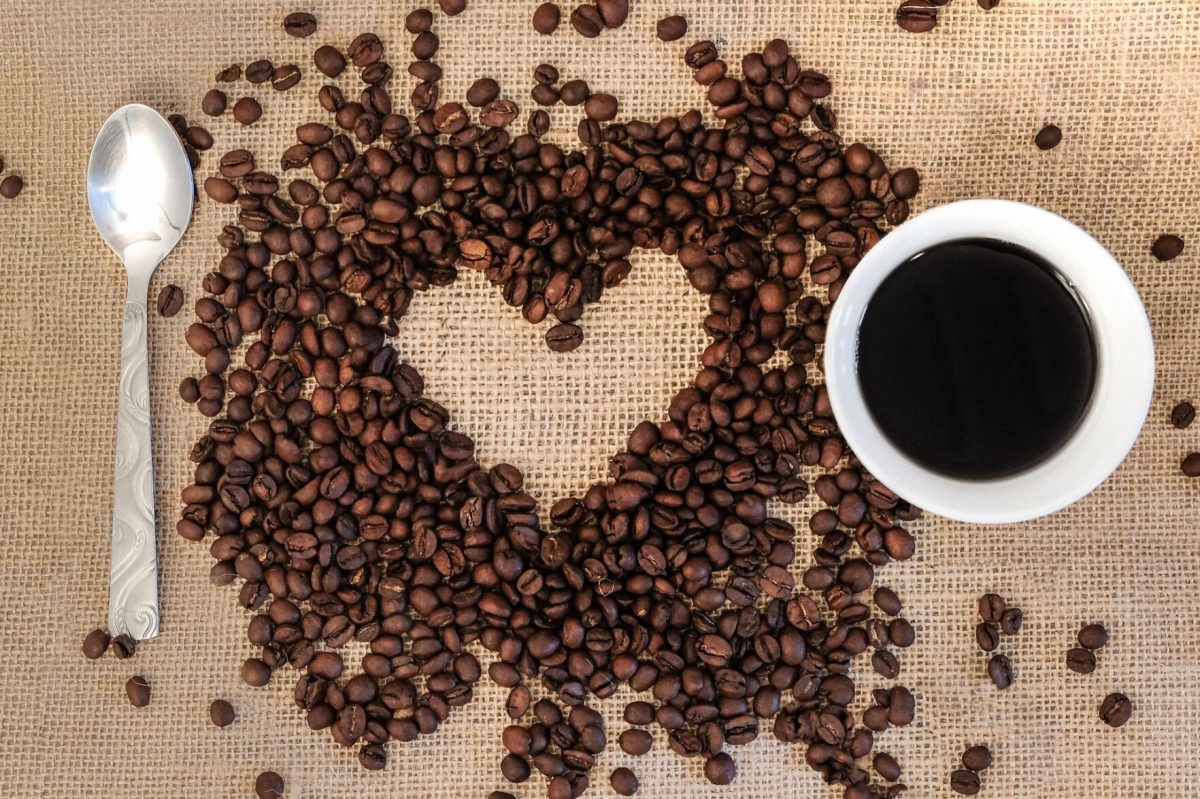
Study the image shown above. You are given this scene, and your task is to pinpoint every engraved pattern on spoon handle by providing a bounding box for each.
[109,299,160,640]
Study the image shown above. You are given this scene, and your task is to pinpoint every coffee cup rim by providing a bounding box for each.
[825,199,1155,524]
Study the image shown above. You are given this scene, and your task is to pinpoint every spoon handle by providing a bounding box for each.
[109,297,160,640]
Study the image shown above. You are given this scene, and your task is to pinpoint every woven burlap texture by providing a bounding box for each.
[1,0,1197,796]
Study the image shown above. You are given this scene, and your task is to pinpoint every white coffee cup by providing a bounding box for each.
[825,200,1155,524]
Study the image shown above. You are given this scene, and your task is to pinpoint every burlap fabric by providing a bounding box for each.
[1,0,1197,795]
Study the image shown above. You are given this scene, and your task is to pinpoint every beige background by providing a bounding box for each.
[0,0,1197,796]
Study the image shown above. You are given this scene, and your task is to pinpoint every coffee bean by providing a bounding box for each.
[623,701,654,726]
[125,675,151,707]
[874,752,902,781]
[283,11,317,37]
[978,0,1000,7]
[157,284,185,317]
[584,93,618,122]
[1172,401,1195,429]
[412,31,439,59]
[1035,124,1062,150]
[202,89,228,116]
[246,59,274,83]
[570,4,604,38]
[210,698,236,727]
[111,633,137,659]
[1099,692,1132,727]
[977,593,1006,623]
[272,64,302,91]
[560,79,590,105]
[656,15,687,41]
[1065,647,1096,674]
[874,587,902,616]
[619,728,652,756]
[0,175,24,198]
[704,753,736,785]
[406,9,433,32]
[1153,234,1185,262]
[975,622,999,653]
[546,323,583,352]
[501,753,531,783]
[533,3,561,33]
[1183,452,1200,477]
[896,0,939,33]
[311,46,346,79]
[596,0,628,29]
[215,64,240,82]
[1077,623,1108,650]
[82,628,110,659]
[961,744,992,771]
[987,654,1012,689]
[233,97,263,125]
[438,0,467,14]
[254,771,285,799]
[242,657,272,687]
[999,608,1023,635]
[467,78,501,107]
[950,768,980,795]
[610,767,639,796]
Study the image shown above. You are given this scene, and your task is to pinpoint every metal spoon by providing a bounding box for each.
[87,104,194,640]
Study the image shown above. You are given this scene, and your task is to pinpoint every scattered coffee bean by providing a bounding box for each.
[313,45,346,78]
[978,0,1000,7]
[533,3,561,33]
[570,4,604,38]
[1077,623,1108,650]
[215,64,241,82]
[245,59,274,84]
[595,0,628,29]
[896,0,939,33]
[467,78,501,107]
[1172,401,1195,429]
[438,0,467,15]
[610,767,639,796]
[210,698,236,727]
[0,175,23,199]
[1065,647,1096,674]
[1152,234,1185,262]
[157,284,185,317]
[619,729,653,756]
[961,745,992,771]
[704,753,736,785]
[999,607,1023,635]
[184,125,213,150]
[272,64,302,91]
[950,768,981,795]
[202,89,228,116]
[975,622,999,653]
[987,654,1012,689]
[254,771,285,799]
[978,593,1006,623]
[1183,452,1200,477]
[656,15,687,41]
[583,93,618,121]
[125,675,151,707]
[82,628,110,659]
[406,9,434,32]
[1099,693,1132,727]
[874,752,902,781]
[233,97,263,125]
[282,11,317,37]
[111,633,136,659]
[546,323,583,352]
[560,79,590,105]
[1035,124,1062,150]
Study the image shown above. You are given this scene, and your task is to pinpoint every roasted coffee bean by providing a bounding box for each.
[1035,124,1062,150]
[1065,647,1096,674]
[975,622,999,653]
[570,4,604,38]
[874,752,901,781]
[210,698,236,727]
[546,323,583,352]
[978,0,1000,7]
[438,0,467,14]
[0,175,23,199]
[283,11,317,37]
[157,284,185,317]
[533,3,561,33]
[999,607,1023,636]
[1153,233,1185,262]
[977,593,1006,623]
[896,0,939,33]
[619,728,653,756]
[987,654,1012,689]
[254,771,285,799]
[233,97,263,125]
[961,745,992,772]
[704,753,736,785]
[584,93,618,122]
[349,32,384,66]
[501,753,531,783]
[656,15,687,41]
[215,64,241,82]
[82,628,110,659]
[126,675,151,707]
[111,634,137,659]
[1099,692,1132,727]
[950,768,981,795]
[202,89,227,116]
[272,64,302,91]
[1182,452,1200,477]
[246,59,274,83]
[412,31,439,59]
[1077,623,1108,650]
[596,0,628,28]
[467,78,501,107]
[1171,401,1195,429]
[610,767,639,796]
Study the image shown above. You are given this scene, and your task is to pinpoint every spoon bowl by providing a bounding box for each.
[87,104,194,640]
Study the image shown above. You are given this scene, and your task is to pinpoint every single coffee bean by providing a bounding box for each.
[560,79,590,105]
[533,2,561,33]
[1077,623,1108,650]
[254,771,285,799]
[1035,124,1062,150]
[412,31,440,59]
[999,607,1023,636]
[546,323,583,352]
[406,9,433,32]
[501,753,531,783]
[215,64,240,82]
[1065,647,1096,674]
[1172,401,1195,429]
[111,634,137,659]
[961,745,992,771]
[156,284,185,317]
[1152,234,1185,262]
[242,657,272,687]
[272,64,302,91]
[83,628,110,659]
[950,768,981,795]
[283,11,317,37]
[610,767,638,795]
[987,654,1012,689]
[624,701,654,726]
[977,593,1006,623]
[438,0,467,14]
[233,97,263,125]
[210,698,236,727]
[245,59,274,83]
[978,0,1000,7]
[584,93,618,122]
[0,175,24,198]
[1099,692,1132,727]
[467,78,501,107]
[874,587,902,616]
[619,729,652,756]
[1183,452,1200,477]
[312,46,347,78]
[704,753,736,785]
[125,675,151,707]
[656,15,688,41]
[202,89,228,116]
[896,0,939,33]
[874,752,902,781]
[975,622,999,653]
[596,0,628,29]
[570,4,604,38]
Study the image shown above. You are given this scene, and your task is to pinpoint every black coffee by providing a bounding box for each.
[857,238,1095,479]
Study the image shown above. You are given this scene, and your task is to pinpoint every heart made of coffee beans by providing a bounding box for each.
[176,21,922,797]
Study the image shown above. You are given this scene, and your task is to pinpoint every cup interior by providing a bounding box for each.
[824,200,1155,524]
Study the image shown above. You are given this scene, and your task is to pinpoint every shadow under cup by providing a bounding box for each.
[824,200,1155,525]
